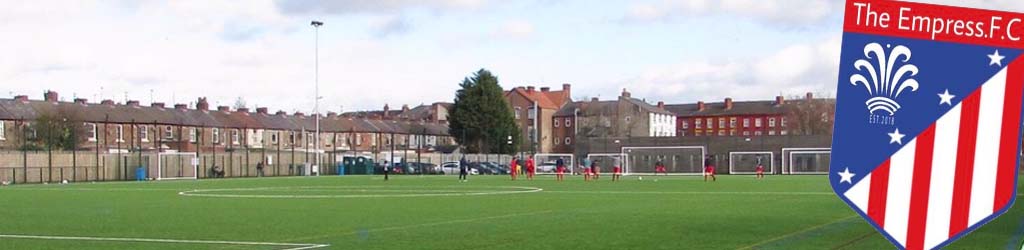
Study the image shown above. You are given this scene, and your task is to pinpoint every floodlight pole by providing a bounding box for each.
[311,20,323,175]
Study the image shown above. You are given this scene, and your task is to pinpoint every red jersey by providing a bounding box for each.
[556,166,565,174]
[756,165,764,172]
[705,166,715,173]
[526,159,535,171]
[613,166,622,173]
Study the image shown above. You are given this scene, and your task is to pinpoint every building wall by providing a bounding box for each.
[505,92,555,153]
[677,114,789,137]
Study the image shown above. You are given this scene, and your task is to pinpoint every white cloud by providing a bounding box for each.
[494,20,535,39]
[274,0,488,15]
[622,35,841,103]
[624,0,837,27]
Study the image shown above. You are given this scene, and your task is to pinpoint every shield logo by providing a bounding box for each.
[831,1,1024,249]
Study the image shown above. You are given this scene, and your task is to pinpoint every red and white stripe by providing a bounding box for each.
[843,61,1024,250]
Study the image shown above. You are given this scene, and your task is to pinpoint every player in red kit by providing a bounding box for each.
[555,158,566,181]
[526,157,536,180]
[654,161,667,175]
[510,157,519,181]
[755,157,765,180]
[612,165,622,181]
[704,156,716,182]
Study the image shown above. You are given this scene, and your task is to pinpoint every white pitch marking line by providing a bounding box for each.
[178,186,544,199]
[543,190,835,195]
[0,234,329,250]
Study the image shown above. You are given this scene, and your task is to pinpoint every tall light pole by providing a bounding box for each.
[311,20,323,175]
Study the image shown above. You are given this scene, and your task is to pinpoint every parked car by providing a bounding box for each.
[537,162,558,173]
[479,162,508,175]
[440,162,479,175]
[406,162,440,174]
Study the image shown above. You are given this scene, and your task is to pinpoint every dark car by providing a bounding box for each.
[407,162,440,174]
[481,162,509,175]
[469,162,498,175]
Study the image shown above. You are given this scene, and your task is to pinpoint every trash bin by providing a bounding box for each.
[337,163,345,176]
[135,166,146,181]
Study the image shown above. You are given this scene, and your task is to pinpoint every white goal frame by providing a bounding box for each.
[728,151,774,175]
[782,147,831,175]
[532,153,574,175]
[621,146,706,176]
[157,152,199,180]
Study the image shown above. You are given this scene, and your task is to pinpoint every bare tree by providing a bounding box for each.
[784,93,835,136]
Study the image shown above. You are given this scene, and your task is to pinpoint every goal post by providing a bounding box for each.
[782,148,831,175]
[621,146,706,175]
[157,152,199,180]
[532,154,574,174]
[728,151,774,175]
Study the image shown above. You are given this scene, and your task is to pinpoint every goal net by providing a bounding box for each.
[532,154,574,174]
[728,151,773,175]
[157,152,199,180]
[586,153,625,175]
[782,148,831,175]
[622,146,705,175]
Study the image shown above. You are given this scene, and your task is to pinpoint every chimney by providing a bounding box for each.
[562,83,571,92]
[657,101,665,109]
[775,95,785,106]
[196,97,209,111]
[151,102,165,108]
[383,104,391,117]
[217,106,229,112]
[74,98,88,104]
[540,87,550,92]
[44,91,58,102]
[527,86,535,92]
[101,99,115,105]
[275,110,287,116]
[621,88,631,98]
[725,98,733,110]
[402,104,410,112]
[127,100,140,107]
[256,107,268,114]
[697,101,706,111]
[174,104,188,110]
[236,107,249,113]
[294,111,305,117]
[591,97,599,102]
[806,92,814,100]
[14,95,28,102]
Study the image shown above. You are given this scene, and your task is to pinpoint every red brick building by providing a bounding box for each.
[504,84,572,153]
[666,93,824,137]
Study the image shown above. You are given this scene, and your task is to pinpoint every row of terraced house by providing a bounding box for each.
[0,91,455,154]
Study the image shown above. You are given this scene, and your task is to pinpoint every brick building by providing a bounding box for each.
[666,93,829,137]
[550,89,675,153]
[504,84,572,153]
[0,91,453,155]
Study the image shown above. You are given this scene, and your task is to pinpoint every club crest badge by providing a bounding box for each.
[831,1,1024,249]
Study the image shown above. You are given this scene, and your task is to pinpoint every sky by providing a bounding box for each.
[1,0,1022,113]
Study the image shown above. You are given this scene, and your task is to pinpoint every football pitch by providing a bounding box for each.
[0,175,1022,250]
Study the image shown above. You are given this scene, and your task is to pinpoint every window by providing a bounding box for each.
[288,132,295,144]
[694,119,702,129]
[769,118,777,127]
[356,134,362,146]
[164,126,173,139]
[781,130,789,135]
[271,133,278,144]
[743,118,750,128]
[781,117,788,127]
[232,130,240,145]
[755,118,763,127]
[139,126,148,142]
[565,118,571,127]
[717,130,725,136]
[189,128,197,142]
[625,116,631,123]
[86,123,97,141]
[769,130,777,135]
[755,131,763,135]
[729,117,737,128]
[695,131,703,136]
[730,130,737,136]
[0,121,5,140]
[213,128,221,143]
[706,118,713,128]
[565,137,571,145]
[554,137,560,145]
[116,125,124,142]
[554,118,560,127]
[718,118,725,128]
[743,131,751,136]
[681,121,689,129]
[515,107,521,119]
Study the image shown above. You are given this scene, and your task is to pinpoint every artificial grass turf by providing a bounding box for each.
[0,175,1020,249]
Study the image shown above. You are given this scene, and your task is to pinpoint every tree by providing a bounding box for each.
[448,69,521,154]
[233,97,247,110]
[28,110,85,151]
[785,94,836,136]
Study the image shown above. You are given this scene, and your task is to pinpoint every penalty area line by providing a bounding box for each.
[0,234,329,250]
[734,214,859,250]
